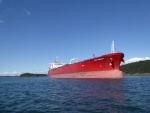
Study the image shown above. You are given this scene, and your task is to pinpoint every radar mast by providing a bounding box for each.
[111,40,115,53]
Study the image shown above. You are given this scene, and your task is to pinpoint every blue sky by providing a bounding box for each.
[0,0,150,75]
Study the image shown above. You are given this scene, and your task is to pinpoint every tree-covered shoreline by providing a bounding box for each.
[20,73,47,77]
[121,60,150,75]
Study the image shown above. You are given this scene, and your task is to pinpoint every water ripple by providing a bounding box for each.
[0,76,150,113]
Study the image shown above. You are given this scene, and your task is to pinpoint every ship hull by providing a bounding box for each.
[49,70,123,79]
[48,52,124,79]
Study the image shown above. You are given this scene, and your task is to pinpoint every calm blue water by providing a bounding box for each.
[0,76,150,113]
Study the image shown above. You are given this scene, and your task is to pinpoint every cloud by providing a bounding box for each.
[2,9,10,13]
[24,9,31,15]
[0,20,4,24]
[0,70,47,76]
[0,0,3,4]
[29,70,47,74]
[125,57,150,64]
[0,71,21,76]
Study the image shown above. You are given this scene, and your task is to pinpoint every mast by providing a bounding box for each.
[111,40,115,53]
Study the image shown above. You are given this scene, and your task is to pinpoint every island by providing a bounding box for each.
[20,73,47,77]
[120,60,150,75]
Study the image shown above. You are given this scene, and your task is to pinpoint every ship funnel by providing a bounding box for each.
[111,40,115,53]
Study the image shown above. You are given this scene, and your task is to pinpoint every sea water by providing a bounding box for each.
[0,76,150,113]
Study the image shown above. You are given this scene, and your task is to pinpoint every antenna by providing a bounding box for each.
[111,40,115,53]
[54,56,59,63]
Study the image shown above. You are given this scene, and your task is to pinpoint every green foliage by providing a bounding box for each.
[20,73,47,77]
[120,60,150,75]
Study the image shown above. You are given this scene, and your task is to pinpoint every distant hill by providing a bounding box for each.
[120,60,150,75]
[20,73,47,77]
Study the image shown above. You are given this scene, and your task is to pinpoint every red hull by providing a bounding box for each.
[48,52,124,79]
[49,70,123,79]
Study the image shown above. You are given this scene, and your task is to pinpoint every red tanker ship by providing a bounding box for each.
[48,41,124,79]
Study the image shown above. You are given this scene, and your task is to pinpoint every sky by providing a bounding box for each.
[0,0,150,76]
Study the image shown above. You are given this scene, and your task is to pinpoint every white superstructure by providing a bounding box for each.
[49,58,65,69]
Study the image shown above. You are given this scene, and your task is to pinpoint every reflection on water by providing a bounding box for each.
[0,76,150,112]
[47,79,125,112]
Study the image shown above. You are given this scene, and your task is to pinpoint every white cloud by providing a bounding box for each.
[125,57,150,64]
[0,20,4,24]
[29,70,47,74]
[2,9,10,13]
[24,9,31,15]
[0,71,21,76]
[0,70,47,76]
[0,0,3,4]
